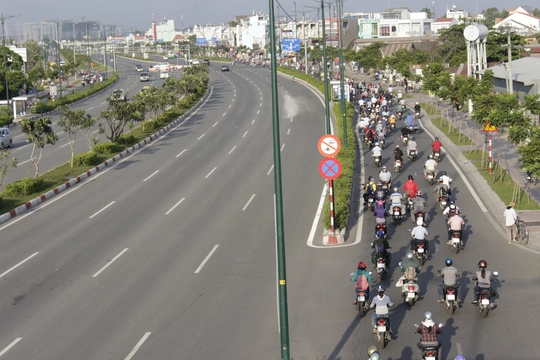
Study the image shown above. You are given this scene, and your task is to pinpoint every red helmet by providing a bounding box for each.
[478,260,487,268]
[358,261,367,269]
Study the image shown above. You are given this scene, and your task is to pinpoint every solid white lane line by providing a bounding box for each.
[242,194,256,211]
[213,122,218,127]
[18,143,31,149]
[92,130,100,134]
[18,159,31,165]
[89,201,115,219]
[205,167,217,178]
[15,134,25,138]
[194,245,219,274]
[124,332,152,360]
[228,146,236,154]
[280,143,285,151]
[243,131,248,137]
[0,338,22,357]
[60,141,74,148]
[197,134,205,140]
[287,129,291,135]
[251,119,255,125]
[176,149,187,157]
[143,170,159,182]
[165,198,185,215]
[267,164,274,175]
[257,110,260,114]
[87,107,94,110]
[222,112,226,117]
[57,131,64,135]
[0,252,39,278]
[92,248,129,277]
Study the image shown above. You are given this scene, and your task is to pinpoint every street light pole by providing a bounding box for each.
[268,0,291,359]
[337,0,347,147]
[1,13,22,106]
[319,0,331,134]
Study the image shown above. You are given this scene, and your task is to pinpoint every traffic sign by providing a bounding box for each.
[90,62,94,66]
[319,158,342,180]
[482,121,498,132]
[318,134,341,157]
[281,38,301,52]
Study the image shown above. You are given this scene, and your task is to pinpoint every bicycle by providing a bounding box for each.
[515,218,529,245]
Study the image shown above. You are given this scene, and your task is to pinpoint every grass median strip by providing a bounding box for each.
[432,117,473,146]
[462,150,540,210]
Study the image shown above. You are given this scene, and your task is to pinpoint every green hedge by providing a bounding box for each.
[73,152,101,167]
[92,142,124,155]
[4,178,45,196]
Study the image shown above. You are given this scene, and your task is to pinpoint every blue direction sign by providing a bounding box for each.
[196,38,208,46]
[281,38,301,52]
[319,158,342,180]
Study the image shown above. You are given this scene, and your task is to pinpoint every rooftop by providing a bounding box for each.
[478,57,540,86]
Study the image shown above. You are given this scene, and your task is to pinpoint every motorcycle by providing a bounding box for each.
[392,206,403,225]
[414,241,428,265]
[406,197,414,213]
[474,271,499,318]
[375,223,387,239]
[402,135,409,145]
[394,159,402,173]
[350,272,372,317]
[408,150,417,162]
[374,316,391,349]
[426,171,436,186]
[397,111,403,121]
[438,195,448,211]
[414,211,426,226]
[441,282,459,315]
[374,155,381,167]
[367,139,373,149]
[402,279,420,306]
[433,150,441,163]
[526,172,538,186]
[414,324,444,360]
[449,231,462,253]
[390,122,396,133]
[379,138,386,149]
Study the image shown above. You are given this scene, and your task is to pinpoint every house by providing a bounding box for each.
[493,11,540,36]
[477,57,540,99]
[432,18,459,34]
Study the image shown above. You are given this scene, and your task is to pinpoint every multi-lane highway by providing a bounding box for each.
[0,62,538,360]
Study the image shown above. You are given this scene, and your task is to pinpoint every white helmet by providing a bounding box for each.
[423,311,435,327]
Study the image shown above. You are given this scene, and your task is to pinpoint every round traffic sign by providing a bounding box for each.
[318,134,341,157]
[319,158,342,180]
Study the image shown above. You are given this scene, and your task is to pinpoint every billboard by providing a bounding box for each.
[281,38,301,52]
[196,38,208,46]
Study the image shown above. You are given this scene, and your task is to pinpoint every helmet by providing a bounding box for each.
[442,171,447,175]
[396,144,399,148]
[375,142,380,146]
[424,311,432,320]
[369,176,375,181]
[435,137,439,140]
[449,200,455,205]
[408,175,414,180]
[454,355,466,360]
[377,230,384,238]
[377,200,384,206]
[410,136,415,141]
[367,345,379,356]
[377,182,383,188]
[393,187,399,193]
[407,252,413,259]
[416,102,419,105]
[382,166,387,170]
[377,285,385,292]
[445,258,453,266]
[416,190,422,196]
[428,154,433,159]
[449,204,456,210]
[478,260,487,268]
[358,261,367,269]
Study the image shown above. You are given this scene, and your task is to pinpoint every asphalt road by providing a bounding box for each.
[5,56,185,185]
[1,64,538,360]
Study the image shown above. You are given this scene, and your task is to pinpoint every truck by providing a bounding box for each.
[405,114,419,133]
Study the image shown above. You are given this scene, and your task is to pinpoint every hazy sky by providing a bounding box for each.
[1,0,532,34]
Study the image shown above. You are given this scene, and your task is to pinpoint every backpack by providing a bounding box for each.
[405,264,417,280]
[374,240,385,256]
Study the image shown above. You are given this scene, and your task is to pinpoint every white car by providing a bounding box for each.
[0,128,12,149]
[160,71,169,79]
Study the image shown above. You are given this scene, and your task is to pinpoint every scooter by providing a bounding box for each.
[414,241,428,265]
[402,135,409,145]
[402,279,420,306]
[374,316,391,349]
[434,150,441,163]
[394,159,402,173]
[414,323,444,360]
[392,206,403,225]
[408,150,417,162]
[414,211,427,226]
[438,195,448,211]
[426,171,436,186]
[449,231,462,253]
[439,270,459,315]
[374,156,381,167]
[390,122,396,133]
[472,271,498,318]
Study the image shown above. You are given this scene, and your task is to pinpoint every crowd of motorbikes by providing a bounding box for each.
[350,81,500,359]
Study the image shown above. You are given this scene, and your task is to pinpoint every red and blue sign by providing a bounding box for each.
[319,158,342,180]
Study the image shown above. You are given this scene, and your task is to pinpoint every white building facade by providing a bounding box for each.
[152,18,175,42]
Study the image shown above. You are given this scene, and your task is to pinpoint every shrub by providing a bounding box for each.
[116,134,137,146]
[92,142,123,154]
[73,152,101,166]
[4,178,45,196]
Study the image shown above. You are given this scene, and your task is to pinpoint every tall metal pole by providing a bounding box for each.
[55,20,63,98]
[103,25,107,80]
[321,0,331,134]
[337,0,347,147]
[303,11,307,74]
[507,31,513,94]
[1,13,22,105]
[268,0,291,359]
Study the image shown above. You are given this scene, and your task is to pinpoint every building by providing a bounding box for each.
[356,9,433,39]
[152,18,176,42]
[478,57,540,99]
[445,5,469,22]
[432,17,459,34]
[239,13,269,49]
[493,10,540,36]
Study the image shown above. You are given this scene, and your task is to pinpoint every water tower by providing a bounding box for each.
[463,24,488,78]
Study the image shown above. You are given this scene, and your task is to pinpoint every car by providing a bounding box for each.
[140,85,152,94]
[203,59,210,65]
[0,128,12,149]
[405,114,419,133]
[135,64,143,72]
[163,55,168,60]
[192,59,200,65]
[160,71,169,79]
[139,72,150,82]
[111,89,127,101]
[221,65,230,72]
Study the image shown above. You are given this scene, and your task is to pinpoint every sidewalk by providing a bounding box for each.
[343,67,540,254]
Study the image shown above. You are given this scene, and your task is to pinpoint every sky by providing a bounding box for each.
[1,0,534,35]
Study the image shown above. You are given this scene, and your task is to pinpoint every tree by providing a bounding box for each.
[99,90,145,142]
[435,24,467,66]
[20,117,59,178]
[486,31,526,63]
[420,7,433,18]
[421,62,451,97]
[0,149,18,194]
[59,106,98,167]
[482,7,501,28]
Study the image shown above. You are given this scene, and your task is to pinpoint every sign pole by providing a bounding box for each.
[329,179,335,233]
[489,134,493,174]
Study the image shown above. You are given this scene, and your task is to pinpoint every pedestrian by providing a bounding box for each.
[504,201,517,244]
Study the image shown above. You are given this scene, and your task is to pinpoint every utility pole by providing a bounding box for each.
[46,18,72,98]
[311,0,331,134]
[336,0,347,147]
[294,8,318,75]
[506,30,513,94]
[1,13,22,106]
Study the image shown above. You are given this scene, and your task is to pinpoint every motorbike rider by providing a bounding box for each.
[372,234,391,267]
[389,114,396,126]
[404,175,419,200]
[401,125,411,139]
[351,261,374,305]
[388,187,405,217]
[365,126,375,144]
[432,137,443,157]
[379,166,392,188]
[443,200,461,216]
[415,311,443,356]
[363,176,377,204]
[437,258,461,303]
[447,211,465,244]
[411,191,428,224]
[393,145,404,167]
[407,136,418,159]
[400,252,421,281]
[370,285,394,334]
[376,127,386,144]
[410,224,429,254]
[439,171,453,195]
[372,142,382,161]
[397,90,403,102]
[356,117,369,134]
[375,120,384,133]
[414,102,421,114]
[423,154,439,181]
[374,182,389,204]
[471,260,496,305]
[433,178,449,202]
[374,200,389,230]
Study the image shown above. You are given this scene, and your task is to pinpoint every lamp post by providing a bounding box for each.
[268,1,291,359]
[1,13,22,106]
[319,0,331,134]
[336,0,347,147]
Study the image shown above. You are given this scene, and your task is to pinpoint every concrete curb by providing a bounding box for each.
[0,87,211,225]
